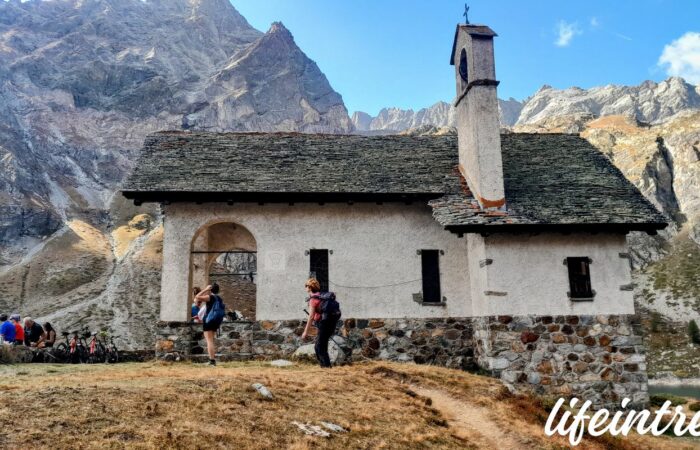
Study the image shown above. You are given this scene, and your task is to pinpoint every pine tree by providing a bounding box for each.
[688,320,700,345]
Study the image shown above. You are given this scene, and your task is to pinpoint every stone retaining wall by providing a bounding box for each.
[155,314,648,408]
[473,314,648,409]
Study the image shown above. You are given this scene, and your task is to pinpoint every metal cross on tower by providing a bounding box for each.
[463,3,470,24]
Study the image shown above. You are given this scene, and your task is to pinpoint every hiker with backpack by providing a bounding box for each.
[195,283,225,366]
[301,278,342,368]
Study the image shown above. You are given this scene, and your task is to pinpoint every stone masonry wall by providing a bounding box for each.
[155,318,475,369]
[339,318,475,370]
[473,315,648,409]
[156,314,648,408]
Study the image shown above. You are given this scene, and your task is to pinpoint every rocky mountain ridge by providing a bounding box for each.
[518,77,700,125]
[353,77,700,133]
[351,98,523,132]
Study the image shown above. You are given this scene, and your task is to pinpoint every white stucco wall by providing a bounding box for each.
[160,203,471,321]
[470,233,635,316]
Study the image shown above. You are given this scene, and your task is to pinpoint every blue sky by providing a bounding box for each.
[233,1,700,116]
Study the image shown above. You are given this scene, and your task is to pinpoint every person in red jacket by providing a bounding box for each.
[301,278,341,368]
[10,314,24,345]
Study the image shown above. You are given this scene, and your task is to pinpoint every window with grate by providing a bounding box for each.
[309,249,329,292]
[566,257,594,300]
[421,250,441,303]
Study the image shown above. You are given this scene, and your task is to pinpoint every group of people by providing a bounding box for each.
[191,278,342,369]
[0,314,57,348]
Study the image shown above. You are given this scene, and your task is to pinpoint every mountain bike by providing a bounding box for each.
[55,329,88,363]
[87,331,106,364]
[53,331,71,363]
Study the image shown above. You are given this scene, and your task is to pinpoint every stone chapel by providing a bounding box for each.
[122,22,666,408]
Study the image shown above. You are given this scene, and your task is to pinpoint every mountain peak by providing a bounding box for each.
[268,21,293,38]
[664,76,692,88]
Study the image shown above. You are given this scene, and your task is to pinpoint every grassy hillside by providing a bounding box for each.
[0,361,696,449]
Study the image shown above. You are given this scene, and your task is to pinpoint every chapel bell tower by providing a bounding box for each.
[450,24,506,209]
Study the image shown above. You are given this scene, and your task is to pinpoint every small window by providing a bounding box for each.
[566,257,594,300]
[309,249,329,292]
[421,250,441,303]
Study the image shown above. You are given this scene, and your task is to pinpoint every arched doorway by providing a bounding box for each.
[190,222,257,320]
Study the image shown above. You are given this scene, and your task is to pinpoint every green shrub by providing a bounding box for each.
[650,393,687,407]
[688,320,700,345]
[689,402,700,412]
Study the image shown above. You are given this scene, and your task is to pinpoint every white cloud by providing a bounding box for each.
[590,17,600,28]
[555,21,581,47]
[658,32,700,84]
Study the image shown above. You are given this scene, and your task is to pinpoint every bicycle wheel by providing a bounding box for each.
[107,345,119,364]
[95,342,106,364]
[77,345,89,364]
[55,343,69,363]
[87,342,99,364]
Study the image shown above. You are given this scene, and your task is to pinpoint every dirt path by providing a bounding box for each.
[412,385,524,450]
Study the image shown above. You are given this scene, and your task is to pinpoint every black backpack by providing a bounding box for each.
[318,292,341,321]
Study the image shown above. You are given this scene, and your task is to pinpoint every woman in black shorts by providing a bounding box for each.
[195,283,224,366]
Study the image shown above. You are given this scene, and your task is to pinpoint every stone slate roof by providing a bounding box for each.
[123,132,457,195]
[122,131,667,232]
[429,133,667,232]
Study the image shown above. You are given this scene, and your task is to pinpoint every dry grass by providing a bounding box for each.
[0,361,696,449]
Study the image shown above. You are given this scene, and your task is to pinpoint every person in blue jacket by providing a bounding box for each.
[0,314,16,343]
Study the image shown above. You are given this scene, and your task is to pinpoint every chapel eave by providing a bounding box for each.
[442,221,668,237]
[121,190,443,206]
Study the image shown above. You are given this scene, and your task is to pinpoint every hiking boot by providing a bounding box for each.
[208,359,216,366]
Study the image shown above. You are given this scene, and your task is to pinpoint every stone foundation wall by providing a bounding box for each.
[473,315,648,409]
[156,318,475,368]
[156,314,648,408]
[156,320,304,361]
[339,318,475,370]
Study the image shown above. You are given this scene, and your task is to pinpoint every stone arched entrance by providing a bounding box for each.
[190,222,257,320]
